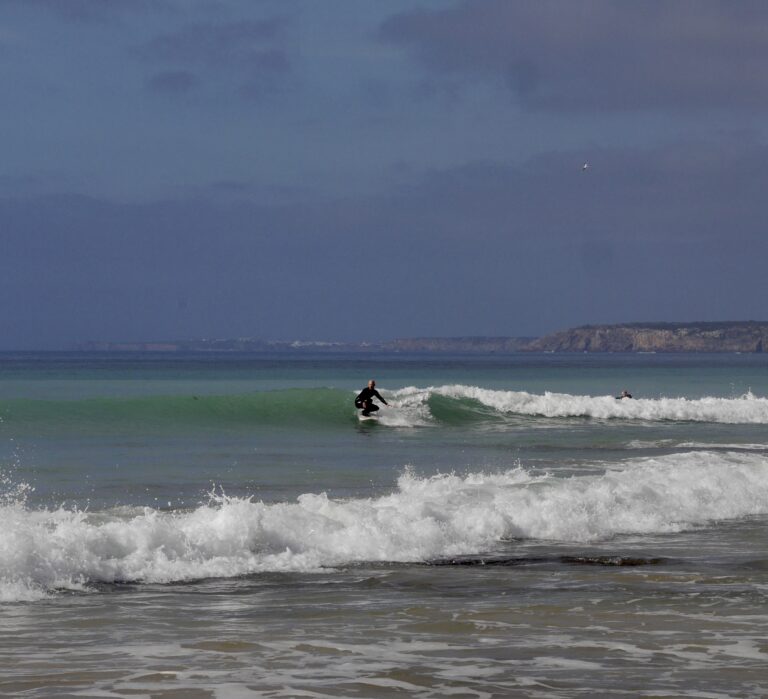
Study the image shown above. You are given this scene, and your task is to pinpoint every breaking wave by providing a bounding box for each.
[2,386,767,435]
[3,451,768,601]
[393,386,768,425]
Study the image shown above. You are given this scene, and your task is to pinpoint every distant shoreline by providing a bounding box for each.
[75,337,535,355]
[73,322,768,354]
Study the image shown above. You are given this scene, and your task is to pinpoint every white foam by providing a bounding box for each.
[393,385,768,424]
[626,440,678,449]
[675,443,768,451]
[367,390,433,427]
[2,451,768,601]
[627,440,768,451]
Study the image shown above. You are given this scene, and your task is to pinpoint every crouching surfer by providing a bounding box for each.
[355,379,388,416]
[616,389,632,399]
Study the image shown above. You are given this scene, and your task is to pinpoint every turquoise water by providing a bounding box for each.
[2,352,768,697]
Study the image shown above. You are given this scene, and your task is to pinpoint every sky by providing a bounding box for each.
[2,0,768,349]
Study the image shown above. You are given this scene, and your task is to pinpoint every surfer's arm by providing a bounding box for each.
[374,390,388,405]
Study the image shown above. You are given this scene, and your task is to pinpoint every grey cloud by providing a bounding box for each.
[402,134,768,246]
[1,0,170,22]
[137,17,291,96]
[145,70,201,94]
[139,18,288,67]
[380,0,768,112]
[237,48,290,98]
[0,171,73,196]
[3,134,768,348]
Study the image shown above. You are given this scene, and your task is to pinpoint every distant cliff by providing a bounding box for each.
[525,322,768,353]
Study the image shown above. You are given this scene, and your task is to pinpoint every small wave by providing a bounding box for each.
[4,386,763,434]
[0,389,361,432]
[625,440,679,449]
[0,388,433,433]
[675,442,768,451]
[626,440,768,451]
[394,386,768,424]
[3,451,768,601]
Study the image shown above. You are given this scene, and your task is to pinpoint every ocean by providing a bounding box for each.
[2,351,768,698]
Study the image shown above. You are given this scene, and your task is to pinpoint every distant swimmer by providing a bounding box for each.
[616,389,632,399]
[355,379,388,417]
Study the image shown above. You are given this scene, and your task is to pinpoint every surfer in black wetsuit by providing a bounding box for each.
[616,389,632,399]
[355,379,388,416]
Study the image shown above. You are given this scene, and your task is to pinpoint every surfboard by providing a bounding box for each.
[358,413,379,422]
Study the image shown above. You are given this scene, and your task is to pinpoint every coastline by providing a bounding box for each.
[72,321,768,355]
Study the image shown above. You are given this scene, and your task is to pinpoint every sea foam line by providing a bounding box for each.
[2,451,768,601]
[392,385,768,424]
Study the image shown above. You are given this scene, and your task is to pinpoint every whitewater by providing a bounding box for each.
[4,450,768,601]
[392,385,768,424]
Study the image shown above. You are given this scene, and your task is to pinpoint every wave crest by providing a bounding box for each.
[394,386,768,424]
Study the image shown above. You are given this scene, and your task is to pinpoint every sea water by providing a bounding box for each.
[1,352,768,698]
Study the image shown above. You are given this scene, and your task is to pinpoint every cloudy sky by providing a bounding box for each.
[1,0,767,348]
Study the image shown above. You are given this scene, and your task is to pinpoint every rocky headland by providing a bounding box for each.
[525,321,768,353]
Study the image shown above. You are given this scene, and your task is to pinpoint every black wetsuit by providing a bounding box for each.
[355,387,388,416]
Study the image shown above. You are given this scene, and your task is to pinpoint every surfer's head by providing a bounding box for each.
[368,379,376,388]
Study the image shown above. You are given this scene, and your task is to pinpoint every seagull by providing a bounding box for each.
[581,162,589,171]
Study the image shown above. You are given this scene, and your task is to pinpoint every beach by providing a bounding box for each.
[2,352,768,698]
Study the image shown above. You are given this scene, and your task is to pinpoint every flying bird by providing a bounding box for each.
[581,162,589,171]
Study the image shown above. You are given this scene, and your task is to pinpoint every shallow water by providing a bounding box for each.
[1,352,768,697]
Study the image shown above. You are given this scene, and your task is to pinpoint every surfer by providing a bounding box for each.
[355,379,388,417]
[616,389,632,399]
